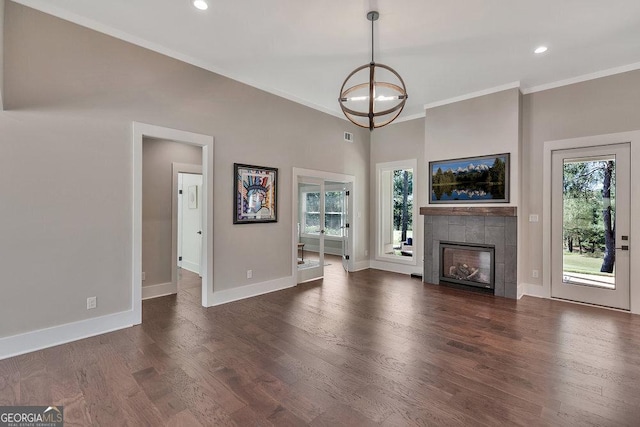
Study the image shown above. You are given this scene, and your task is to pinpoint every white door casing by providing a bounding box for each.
[134,122,214,321]
[292,168,356,282]
[551,144,630,310]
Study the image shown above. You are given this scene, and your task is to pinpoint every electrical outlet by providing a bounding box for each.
[247,269,253,279]
[532,270,539,278]
[364,249,369,256]
[142,272,146,281]
[87,296,97,310]
[529,214,539,223]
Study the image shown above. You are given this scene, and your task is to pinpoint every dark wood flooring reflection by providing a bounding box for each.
[2,261,640,425]
[178,267,201,292]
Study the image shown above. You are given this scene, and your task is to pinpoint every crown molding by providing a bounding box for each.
[424,82,521,110]
[521,61,640,95]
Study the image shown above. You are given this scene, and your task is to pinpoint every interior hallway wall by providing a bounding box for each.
[142,138,201,288]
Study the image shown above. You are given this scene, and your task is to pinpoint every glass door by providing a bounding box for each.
[551,144,630,309]
[342,184,351,272]
[297,177,325,283]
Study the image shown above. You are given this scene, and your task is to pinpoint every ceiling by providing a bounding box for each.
[11,0,640,122]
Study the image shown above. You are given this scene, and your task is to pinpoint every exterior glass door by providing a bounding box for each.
[551,144,630,309]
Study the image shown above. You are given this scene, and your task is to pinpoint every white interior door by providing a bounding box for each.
[179,173,203,275]
[297,177,325,283]
[342,184,351,272]
[551,143,630,310]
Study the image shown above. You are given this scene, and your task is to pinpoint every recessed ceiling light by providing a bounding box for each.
[192,0,208,11]
[534,46,548,54]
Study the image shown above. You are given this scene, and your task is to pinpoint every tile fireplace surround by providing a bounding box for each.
[420,207,517,298]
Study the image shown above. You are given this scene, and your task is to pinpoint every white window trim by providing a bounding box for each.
[375,159,418,266]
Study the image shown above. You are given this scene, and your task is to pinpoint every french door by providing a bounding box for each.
[297,177,325,283]
[342,184,351,272]
[551,143,630,309]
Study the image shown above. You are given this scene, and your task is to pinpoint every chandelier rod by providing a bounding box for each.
[367,11,379,64]
[371,13,374,63]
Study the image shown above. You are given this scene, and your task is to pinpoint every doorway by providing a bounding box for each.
[293,168,356,284]
[551,143,630,309]
[176,171,203,292]
[133,122,214,324]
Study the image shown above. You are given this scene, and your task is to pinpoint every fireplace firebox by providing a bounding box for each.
[440,242,495,290]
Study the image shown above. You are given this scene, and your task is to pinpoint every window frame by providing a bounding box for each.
[375,159,418,265]
[301,188,346,240]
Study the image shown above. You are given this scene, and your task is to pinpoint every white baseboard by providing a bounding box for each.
[181,261,200,275]
[517,283,525,299]
[142,282,176,300]
[352,260,371,271]
[209,275,295,307]
[0,309,135,361]
[523,282,549,298]
[369,260,422,275]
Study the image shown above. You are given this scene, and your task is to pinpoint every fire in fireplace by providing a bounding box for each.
[440,242,495,290]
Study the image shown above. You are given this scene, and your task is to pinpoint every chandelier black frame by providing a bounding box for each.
[339,11,408,131]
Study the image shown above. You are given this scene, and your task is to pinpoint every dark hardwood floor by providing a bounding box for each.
[178,267,202,291]
[2,259,640,425]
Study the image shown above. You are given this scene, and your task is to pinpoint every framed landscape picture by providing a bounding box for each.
[234,163,278,224]
[429,153,510,203]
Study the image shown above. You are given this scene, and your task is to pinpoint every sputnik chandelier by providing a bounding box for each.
[339,11,408,131]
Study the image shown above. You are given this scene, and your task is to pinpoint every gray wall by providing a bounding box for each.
[0,3,369,338]
[142,138,201,287]
[425,88,521,207]
[370,119,425,269]
[373,71,640,295]
[521,70,640,287]
[0,0,4,109]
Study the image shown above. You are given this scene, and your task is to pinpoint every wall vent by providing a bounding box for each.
[344,131,354,143]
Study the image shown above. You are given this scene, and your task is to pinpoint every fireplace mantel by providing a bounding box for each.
[420,206,516,217]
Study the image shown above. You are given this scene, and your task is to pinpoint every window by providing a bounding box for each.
[376,160,417,263]
[302,190,346,237]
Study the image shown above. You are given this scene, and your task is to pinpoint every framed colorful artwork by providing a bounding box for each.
[234,163,278,224]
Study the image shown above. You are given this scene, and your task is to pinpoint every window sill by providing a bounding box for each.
[375,253,417,266]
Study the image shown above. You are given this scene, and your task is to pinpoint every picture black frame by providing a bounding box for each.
[429,153,510,204]
[233,163,278,224]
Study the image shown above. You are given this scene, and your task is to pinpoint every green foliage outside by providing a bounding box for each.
[562,161,614,254]
[393,169,413,244]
